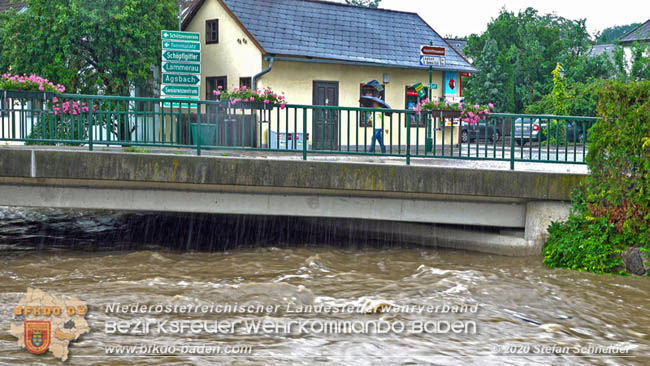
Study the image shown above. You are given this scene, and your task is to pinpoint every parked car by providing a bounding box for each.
[513,118,587,146]
[513,117,544,146]
[460,120,501,144]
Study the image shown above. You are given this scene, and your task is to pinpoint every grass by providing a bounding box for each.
[123,147,150,153]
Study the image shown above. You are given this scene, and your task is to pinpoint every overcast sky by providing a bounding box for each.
[375,0,650,38]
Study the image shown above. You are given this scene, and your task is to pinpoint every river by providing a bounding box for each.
[0,207,648,365]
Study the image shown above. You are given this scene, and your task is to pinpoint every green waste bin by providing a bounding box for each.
[190,123,217,146]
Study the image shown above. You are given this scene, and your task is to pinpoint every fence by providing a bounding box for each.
[0,90,598,169]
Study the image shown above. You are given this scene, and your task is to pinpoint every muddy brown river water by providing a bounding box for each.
[0,208,648,365]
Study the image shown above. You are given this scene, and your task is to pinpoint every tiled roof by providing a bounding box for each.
[587,44,616,59]
[620,18,650,44]
[187,0,475,72]
[0,0,25,12]
[444,39,467,57]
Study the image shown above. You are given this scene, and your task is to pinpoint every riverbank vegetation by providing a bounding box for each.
[543,81,650,275]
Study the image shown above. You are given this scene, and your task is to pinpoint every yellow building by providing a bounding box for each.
[182,0,475,150]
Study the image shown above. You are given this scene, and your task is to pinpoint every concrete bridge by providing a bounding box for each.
[0,148,584,255]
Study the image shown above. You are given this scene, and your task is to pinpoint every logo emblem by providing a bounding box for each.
[24,321,51,354]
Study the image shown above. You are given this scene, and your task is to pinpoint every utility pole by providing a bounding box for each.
[178,4,182,31]
[428,40,433,101]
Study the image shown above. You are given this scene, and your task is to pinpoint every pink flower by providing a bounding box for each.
[241,85,247,90]
[264,99,270,104]
[488,103,494,109]
[249,97,255,102]
[218,85,223,89]
[280,103,286,110]
[474,104,480,109]
[235,98,241,102]
[215,91,221,96]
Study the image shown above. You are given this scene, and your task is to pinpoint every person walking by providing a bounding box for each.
[360,94,391,153]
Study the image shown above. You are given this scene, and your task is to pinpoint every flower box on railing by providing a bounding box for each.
[1,89,55,100]
[219,101,275,110]
[428,109,462,119]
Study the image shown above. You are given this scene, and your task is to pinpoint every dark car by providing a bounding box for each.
[514,117,587,146]
[460,120,501,144]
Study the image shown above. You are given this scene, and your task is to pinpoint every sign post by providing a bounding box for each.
[160,30,201,108]
[420,42,446,152]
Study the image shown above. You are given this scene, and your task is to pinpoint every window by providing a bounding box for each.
[206,76,227,100]
[359,83,385,127]
[239,77,252,90]
[405,85,428,127]
[206,19,219,44]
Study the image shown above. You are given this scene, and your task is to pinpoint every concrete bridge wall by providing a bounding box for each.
[0,149,584,255]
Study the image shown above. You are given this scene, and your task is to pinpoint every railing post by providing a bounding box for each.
[302,108,307,161]
[196,103,201,156]
[509,117,515,170]
[406,115,411,165]
[88,97,94,151]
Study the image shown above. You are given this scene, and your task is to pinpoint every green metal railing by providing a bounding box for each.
[0,90,598,169]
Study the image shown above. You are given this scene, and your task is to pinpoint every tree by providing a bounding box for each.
[595,23,640,44]
[628,42,650,81]
[463,38,506,109]
[344,0,380,7]
[551,63,568,115]
[613,42,650,82]
[464,8,611,113]
[0,0,177,96]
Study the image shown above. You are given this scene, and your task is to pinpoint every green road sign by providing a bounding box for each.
[161,85,199,97]
[161,30,200,42]
[162,50,200,62]
[430,83,438,90]
[162,97,199,109]
[163,62,200,74]
[162,73,200,85]
[162,40,200,51]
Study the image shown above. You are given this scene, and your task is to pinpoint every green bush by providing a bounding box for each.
[544,120,567,146]
[543,191,625,273]
[543,81,650,274]
[525,80,602,117]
